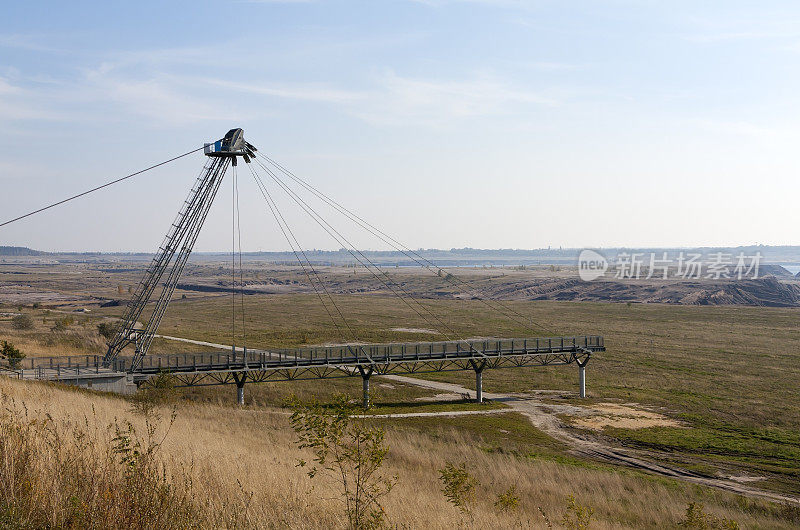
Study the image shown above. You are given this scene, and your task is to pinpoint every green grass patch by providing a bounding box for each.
[603,418,800,494]
[382,411,567,458]
[364,399,507,415]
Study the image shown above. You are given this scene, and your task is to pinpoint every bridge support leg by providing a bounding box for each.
[576,357,589,398]
[233,373,247,406]
[469,360,487,404]
[358,366,374,409]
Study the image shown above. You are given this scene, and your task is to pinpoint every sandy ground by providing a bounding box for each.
[566,402,683,430]
[390,327,440,334]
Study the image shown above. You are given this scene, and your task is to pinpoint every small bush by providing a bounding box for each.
[11,313,33,330]
[51,316,74,331]
[135,373,177,406]
[679,502,739,529]
[439,462,479,517]
[97,321,119,340]
[776,502,800,524]
[494,485,520,513]
[1,341,25,369]
[562,494,594,529]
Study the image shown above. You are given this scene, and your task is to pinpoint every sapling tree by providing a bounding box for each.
[290,395,396,529]
[438,461,479,519]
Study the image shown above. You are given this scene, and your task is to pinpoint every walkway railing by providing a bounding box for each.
[18,336,603,376]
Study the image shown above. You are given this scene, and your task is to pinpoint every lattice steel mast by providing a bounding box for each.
[103,129,256,371]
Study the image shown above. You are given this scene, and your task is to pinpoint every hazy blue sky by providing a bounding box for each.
[1,1,799,252]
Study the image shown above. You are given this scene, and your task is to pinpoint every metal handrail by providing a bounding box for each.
[21,335,603,377]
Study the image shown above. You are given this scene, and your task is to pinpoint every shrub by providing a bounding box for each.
[438,462,479,517]
[135,373,177,406]
[97,321,119,340]
[494,485,520,513]
[51,316,74,331]
[776,502,800,524]
[678,502,739,529]
[0,341,25,369]
[562,494,594,529]
[11,313,33,330]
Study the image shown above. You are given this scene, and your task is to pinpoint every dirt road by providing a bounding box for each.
[382,374,800,506]
[155,334,246,351]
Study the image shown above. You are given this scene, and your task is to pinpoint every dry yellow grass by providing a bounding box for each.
[0,377,795,529]
[0,312,215,358]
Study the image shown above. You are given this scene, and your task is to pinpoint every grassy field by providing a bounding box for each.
[1,376,798,528]
[2,290,800,508]
[56,293,797,496]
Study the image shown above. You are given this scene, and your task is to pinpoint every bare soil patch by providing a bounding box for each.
[415,392,463,402]
[569,402,684,431]
[390,327,440,334]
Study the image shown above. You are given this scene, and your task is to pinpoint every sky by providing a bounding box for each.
[1,1,800,252]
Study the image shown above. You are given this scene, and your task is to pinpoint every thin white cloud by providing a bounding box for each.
[238,0,314,3]
[0,33,64,53]
[691,118,785,141]
[0,77,21,95]
[681,15,800,44]
[353,71,557,126]
[190,71,557,126]
[0,34,558,130]
[202,78,365,104]
[82,70,244,126]
[0,77,74,123]
[409,0,530,7]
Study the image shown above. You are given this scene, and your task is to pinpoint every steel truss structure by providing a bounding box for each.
[103,129,256,371]
[119,335,602,387]
[102,157,230,370]
[13,128,606,405]
[152,348,590,388]
[18,336,603,404]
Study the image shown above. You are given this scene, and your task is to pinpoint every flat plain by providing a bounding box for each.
[1,259,799,527]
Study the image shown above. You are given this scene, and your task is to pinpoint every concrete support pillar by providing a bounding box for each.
[469,360,487,404]
[362,375,370,409]
[358,366,374,409]
[233,373,247,406]
[576,357,589,398]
